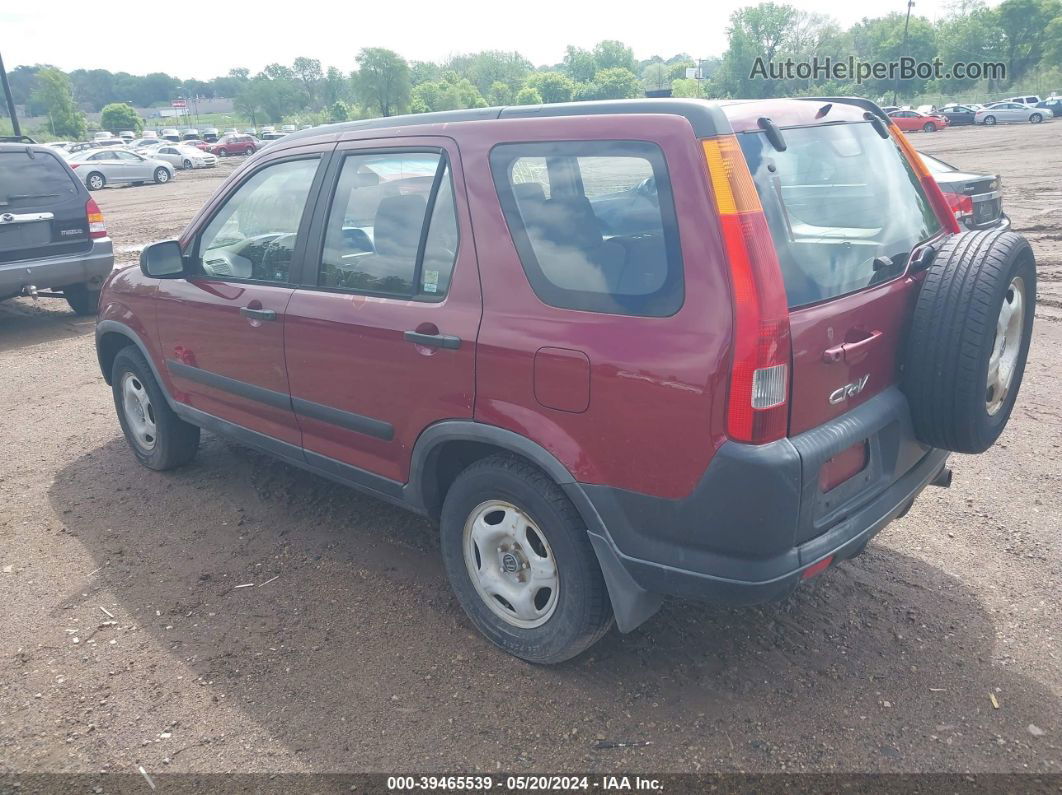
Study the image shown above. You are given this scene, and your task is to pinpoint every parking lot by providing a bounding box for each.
[0,122,1059,775]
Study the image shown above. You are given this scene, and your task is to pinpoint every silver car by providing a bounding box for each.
[975,102,1048,125]
[152,144,218,170]
[66,148,175,190]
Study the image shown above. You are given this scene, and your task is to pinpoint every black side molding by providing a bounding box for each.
[292,397,394,441]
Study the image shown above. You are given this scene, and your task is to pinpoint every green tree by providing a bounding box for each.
[322,66,352,106]
[593,40,636,72]
[445,51,532,96]
[997,0,1062,80]
[328,101,350,122]
[487,81,513,105]
[849,13,938,99]
[670,78,706,98]
[593,67,642,99]
[515,86,543,105]
[642,63,671,92]
[353,48,411,117]
[292,57,323,107]
[527,71,575,103]
[563,46,598,82]
[31,68,86,139]
[100,102,142,134]
[410,76,486,112]
[1044,15,1062,66]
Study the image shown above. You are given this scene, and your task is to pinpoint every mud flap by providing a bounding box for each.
[587,531,664,633]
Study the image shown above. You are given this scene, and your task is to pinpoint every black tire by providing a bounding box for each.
[983,115,996,125]
[63,282,101,315]
[923,122,937,132]
[111,347,200,470]
[86,172,105,190]
[153,167,170,184]
[245,146,255,155]
[439,454,614,663]
[183,159,193,169]
[217,148,228,157]
[1030,113,1043,124]
[904,230,1036,453]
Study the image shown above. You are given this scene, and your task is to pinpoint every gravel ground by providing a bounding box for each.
[0,125,1059,776]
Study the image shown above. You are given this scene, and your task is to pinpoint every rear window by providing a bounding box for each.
[738,122,942,308]
[491,140,683,317]
[0,149,79,208]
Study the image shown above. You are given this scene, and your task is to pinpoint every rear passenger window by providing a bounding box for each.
[318,152,458,299]
[491,141,683,316]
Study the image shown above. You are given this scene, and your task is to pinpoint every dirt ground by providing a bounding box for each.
[0,125,1059,778]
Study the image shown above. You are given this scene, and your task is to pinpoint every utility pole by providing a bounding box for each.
[892,0,915,107]
[0,48,23,137]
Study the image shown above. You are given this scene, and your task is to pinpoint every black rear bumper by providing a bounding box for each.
[571,388,950,631]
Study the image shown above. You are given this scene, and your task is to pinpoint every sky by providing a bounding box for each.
[2,0,963,79]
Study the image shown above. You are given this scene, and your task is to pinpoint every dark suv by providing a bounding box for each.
[95,98,1036,662]
[1,142,114,314]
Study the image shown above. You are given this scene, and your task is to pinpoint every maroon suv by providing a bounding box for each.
[95,98,1036,663]
[206,134,258,157]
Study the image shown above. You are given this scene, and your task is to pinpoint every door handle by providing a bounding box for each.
[240,306,277,321]
[823,330,883,364]
[404,330,461,349]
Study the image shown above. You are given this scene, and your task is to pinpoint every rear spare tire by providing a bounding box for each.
[904,230,1035,453]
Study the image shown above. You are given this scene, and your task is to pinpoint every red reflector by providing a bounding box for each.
[802,555,834,579]
[820,441,869,492]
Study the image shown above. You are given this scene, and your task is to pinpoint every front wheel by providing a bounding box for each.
[217,148,228,157]
[111,347,200,470]
[923,122,937,132]
[1030,113,1043,124]
[183,159,193,169]
[440,455,614,664]
[153,167,170,184]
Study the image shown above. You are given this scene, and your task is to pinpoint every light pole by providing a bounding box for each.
[0,49,22,137]
[892,0,915,106]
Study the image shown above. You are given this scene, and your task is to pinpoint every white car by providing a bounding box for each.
[66,149,175,190]
[93,131,115,141]
[152,144,218,170]
[976,102,1050,125]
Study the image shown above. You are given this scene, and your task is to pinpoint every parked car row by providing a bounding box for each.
[884,95,1058,132]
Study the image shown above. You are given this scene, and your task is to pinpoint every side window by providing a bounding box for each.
[318,151,458,299]
[196,158,319,284]
[490,140,684,317]
[114,151,139,161]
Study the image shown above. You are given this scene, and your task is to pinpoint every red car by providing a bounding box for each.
[181,139,211,151]
[96,98,1035,663]
[205,133,258,156]
[888,109,950,132]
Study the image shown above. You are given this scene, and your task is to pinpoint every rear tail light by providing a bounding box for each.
[802,555,834,579]
[888,126,962,234]
[86,197,107,239]
[703,136,792,444]
[944,192,974,222]
[69,163,81,169]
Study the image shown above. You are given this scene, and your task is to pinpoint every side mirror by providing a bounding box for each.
[140,240,185,278]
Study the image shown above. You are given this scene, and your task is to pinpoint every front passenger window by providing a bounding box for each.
[196,158,318,283]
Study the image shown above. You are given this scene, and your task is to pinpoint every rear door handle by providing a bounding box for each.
[823,330,883,364]
[240,306,277,321]
[404,330,461,349]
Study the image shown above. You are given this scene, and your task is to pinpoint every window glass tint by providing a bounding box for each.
[319,152,457,299]
[0,150,79,207]
[490,141,683,317]
[738,122,942,308]
[197,158,318,283]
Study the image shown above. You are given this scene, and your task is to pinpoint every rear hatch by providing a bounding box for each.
[732,107,947,542]
[0,147,91,264]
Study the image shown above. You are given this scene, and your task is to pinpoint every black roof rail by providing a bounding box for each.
[277,98,734,146]
[0,134,38,144]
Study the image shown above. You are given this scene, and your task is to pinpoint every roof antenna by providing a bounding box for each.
[757,117,787,152]
[815,103,833,119]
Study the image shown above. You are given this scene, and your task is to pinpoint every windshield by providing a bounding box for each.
[738,121,942,308]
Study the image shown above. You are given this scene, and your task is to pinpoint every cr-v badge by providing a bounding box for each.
[829,374,870,405]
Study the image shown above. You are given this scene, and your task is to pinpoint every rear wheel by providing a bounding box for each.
[904,230,1036,453]
[922,122,937,132]
[153,167,170,184]
[86,172,105,190]
[111,347,200,470]
[440,455,613,663]
[63,282,101,315]
[983,115,996,125]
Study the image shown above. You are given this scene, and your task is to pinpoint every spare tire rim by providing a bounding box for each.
[463,500,559,629]
[121,372,157,451]
[987,276,1025,415]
